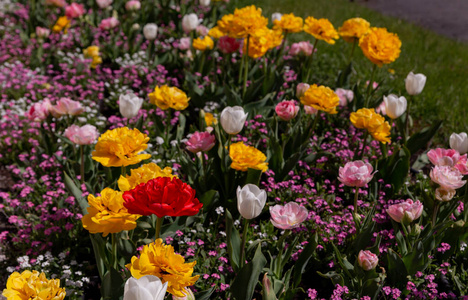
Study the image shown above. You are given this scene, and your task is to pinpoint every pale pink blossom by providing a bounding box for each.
[366,81,379,90]
[335,88,354,106]
[338,160,374,187]
[64,125,99,145]
[50,98,84,118]
[269,202,308,230]
[186,132,215,153]
[375,101,386,116]
[296,83,310,99]
[430,165,466,190]
[36,27,50,39]
[386,199,423,223]
[196,25,209,37]
[125,0,140,10]
[357,250,378,271]
[26,99,52,122]
[65,3,85,18]
[218,36,240,54]
[96,0,113,9]
[288,41,314,56]
[178,37,191,50]
[303,105,317,115]
[427,148,468,175]
[99,17,119,30]
[275,100,299,121]
[435,187,456,202]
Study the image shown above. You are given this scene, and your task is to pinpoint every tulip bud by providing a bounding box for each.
[64,124,100,145]
[36,27,50,39]
[182,13,200,33]
[271,12,282,22]
[220,106,248,135]
[450,132,468,155]
[124,275,167,300]
[96,0,113,9]
[143,23,158,40]
[383,94,407,119]
[185,131,215,153]
[132,23,140,31]
[435,187,456,202]
[199,0,210,6]
[275,100,299,121]
[172,288,195,300]
[262,274,275,300]
[65,3,85,18]
[125,0,141,10]
[405,72,426,96]
[296,83,310,99]
[119,92,143,119]
[357,250,378,271]
[236,184,267,219]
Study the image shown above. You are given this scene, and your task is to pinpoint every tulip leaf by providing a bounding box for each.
[292,234,317,288]
[317,271,344,286]
[402,240,430,275]
[89,233,108,279]
[64,171,88,215]
[386,248,408,288]
[195,287,216,300]
[336,62,353,88]
[231,244,267,300]
[395,230,408,256]
[262,274,278,300]
[199,189,218,214]
[406,120,443,155]
[225,209,241,271]
[101,267,124,300]
[245,168,263,186]
[361,277,383,299]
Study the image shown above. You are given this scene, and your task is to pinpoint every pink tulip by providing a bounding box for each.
[375,101,386,116]
[303,105,318,115]
[196,25,209,37]
[430,166,466,191]
[178,37,191,50]
[366,81,379,90]
[45,0,66,7]
[338,160,374,187]
[218,36,240,54]
[335,88,354,106]
[50,98,84,118]
[125,0,141,10]
[96,0,113,9]
[269,202,308,230]
[296,83,310,99]
[386,199,423,223]
[288,41,314,56]
[275,100,299,121]
[36,27,50,39]
[186,131,215,153]
[357,250,378,271]
[99,17,119,30]
[65,3,85,18]
[427,148,468,175]
[435,187,456,202]
[26,99,52,122]
[64,125,99,145]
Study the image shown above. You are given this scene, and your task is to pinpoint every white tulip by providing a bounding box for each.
[143,23,158,40]
[383,94,407,119]
[405,72,426,96]
[182,13,200,33]
[236,184,267,219]
[271,12,282,22]
[119,92,143,119]
[220,106,248,135]
[123,276,167,300]
[450,132,468,155]
[199,0,210,7]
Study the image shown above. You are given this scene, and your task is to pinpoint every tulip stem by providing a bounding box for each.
[80,145,85,185]
[155,217,163,240]
[355,131,369,160]
[111,233,118,269]
[404,95,413,140]
[348,39,357,64]
[354,188,360,215]
[364,64,377,107]
[432,201,440,227]
[121,165,126,177]
[464,183,468,222]
[274,230,290,278]
[239,218,250,269]
[304,39,319,83]
[400,223,413,252]
[242,36,250,99]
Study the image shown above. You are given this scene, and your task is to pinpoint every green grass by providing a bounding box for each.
[227,0,468,143]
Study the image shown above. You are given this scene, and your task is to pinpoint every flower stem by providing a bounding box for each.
[352,188,361,234]
[355,131,369,160]
[275,230,290,278]
[404,95,413,140]
[348,39,357,64]
[111,233,118,269]
[155,216,163,240]
[401,223,413,252]
[304,39,319,82]
[432,201,440,226]
[239,218,250,268]
[242,35,250,99]
[365,64,377,107]
[80,145,85,185]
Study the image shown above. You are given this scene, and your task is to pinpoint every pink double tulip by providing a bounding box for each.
[269,202,308,230]
[65,3,85,18]
[26,99,52,122]
[64,125,99,145]
[386,199,423,223]
[357,250,378,271]
[99,17,119,30]
[427,148,468,175]
[275,100,299,121]
[50,98,84,118]
[335,88,354,106]
[125,0,141,10]
[338,160,374,187]
[96,0,113,9]
[289,41,314,56]
[430,165,466,191]
[36,27,50,39]
[218,36,240,54]
[296,83,310,99]
[186,132,215,154]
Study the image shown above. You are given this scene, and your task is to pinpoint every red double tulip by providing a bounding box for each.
[122,177,203,218]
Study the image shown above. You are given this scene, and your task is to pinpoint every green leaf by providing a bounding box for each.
[245,168,263,186]
[406,121,443,155]
[292,234,317,288]
[226,209,241,271]
[262,274,278,300]
[195,287,216,300]
[317,271,344,286]
[64,172,88,215]
[89,234,108,279]
[336,62,353,87]
[402,240,430,275]
[386,249,408,288]
[231,244,267,300]
[101,267,124,300]
[199,190,218,213]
